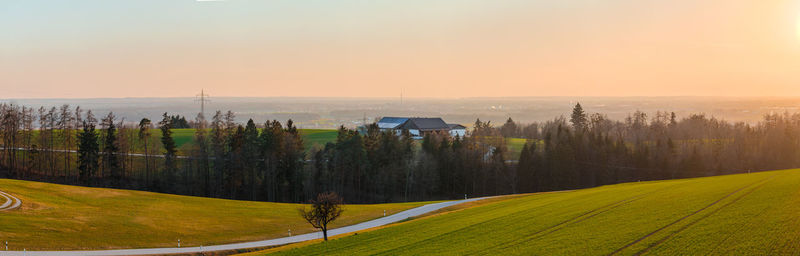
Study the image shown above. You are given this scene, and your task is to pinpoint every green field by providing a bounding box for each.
[297,129,341,149]
[167,128,198,149]
[32,129,532,160]
[163,128,338,152]
[0,179,433,250]
[505,138,527,160]
[254,169,800,255]
[32,128,538,160]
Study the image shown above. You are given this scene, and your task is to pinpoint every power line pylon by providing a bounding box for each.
[195,89,211,118]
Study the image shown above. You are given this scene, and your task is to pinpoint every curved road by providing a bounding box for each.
[0,190,21,211]
[0,197,488,256]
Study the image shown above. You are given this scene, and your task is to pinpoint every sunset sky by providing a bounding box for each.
[2,0,799,99]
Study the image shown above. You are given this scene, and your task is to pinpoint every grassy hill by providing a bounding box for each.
[251,169,800,255]
[0,179,433,250]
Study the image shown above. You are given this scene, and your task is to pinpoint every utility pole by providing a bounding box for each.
[195,89,211,117]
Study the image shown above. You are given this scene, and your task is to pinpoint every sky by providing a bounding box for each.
[1,0,800,99]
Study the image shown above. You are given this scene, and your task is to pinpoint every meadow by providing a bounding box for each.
[504,137,528,160]
[169,129,531,159]
[27,128,537,160]
[252,169,800,255]
[0,179,433,250]
[26,128,339,155]
[157,128,339,153]
[152,129,531,159]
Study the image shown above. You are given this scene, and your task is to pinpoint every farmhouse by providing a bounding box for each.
[376,117,465,139]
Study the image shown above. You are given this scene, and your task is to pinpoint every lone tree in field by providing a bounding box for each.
[298,192,344,241]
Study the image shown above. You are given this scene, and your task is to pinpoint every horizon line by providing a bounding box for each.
[4,95,800,101]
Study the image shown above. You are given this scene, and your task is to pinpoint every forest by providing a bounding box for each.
[1,103,800,203]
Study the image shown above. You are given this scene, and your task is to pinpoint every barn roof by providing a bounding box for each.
[376,117,409,129]
[448,123,466,129]
[400,118,450,131]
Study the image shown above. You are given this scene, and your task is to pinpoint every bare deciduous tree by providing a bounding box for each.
[298,192,344,241]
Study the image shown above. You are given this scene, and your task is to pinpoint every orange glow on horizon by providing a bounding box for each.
[796,13,800,42]
[2,0,800,99]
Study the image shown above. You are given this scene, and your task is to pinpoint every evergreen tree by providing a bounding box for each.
[669,112,678,127]
[570,103,588,131]
[275,119,305,202]
[102,112,120,180]
[159,113,178,190]
[517,142,535,192]
[243,119,260,200]
[225,125,245,198]
[77,121,99,185]
[138,118,152,187]
[500,118,518,137]
[210,111,226,197]
[168,115,191,128]
[282,119,306,202]
[259,120,284,201]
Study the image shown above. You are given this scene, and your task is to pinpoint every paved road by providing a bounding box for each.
[0,191,21,211]
[0,197,488,256]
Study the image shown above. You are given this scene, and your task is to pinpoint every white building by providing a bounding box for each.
[448,124,467,137]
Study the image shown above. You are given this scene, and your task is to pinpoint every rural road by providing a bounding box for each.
[0,191,21,211]
[0,197,488,256]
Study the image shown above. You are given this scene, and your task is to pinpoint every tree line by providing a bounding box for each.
[507,104,800,192]
[2,102,800,203]
[0,104,306,202]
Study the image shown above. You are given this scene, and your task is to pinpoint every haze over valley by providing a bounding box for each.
[3,96,798,128]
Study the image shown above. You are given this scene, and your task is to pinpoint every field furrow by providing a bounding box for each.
[477,182,680,255]
[608,174,774,255]
[632,175,777,255]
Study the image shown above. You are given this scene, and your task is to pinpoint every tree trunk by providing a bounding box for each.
[322,223,328,241]
[144,140,150,187]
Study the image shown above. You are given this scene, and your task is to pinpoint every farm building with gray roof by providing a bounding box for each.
[375,117,466,139]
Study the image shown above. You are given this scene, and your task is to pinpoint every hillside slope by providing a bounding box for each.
[0,179,430,250]
[258,169,800,255]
